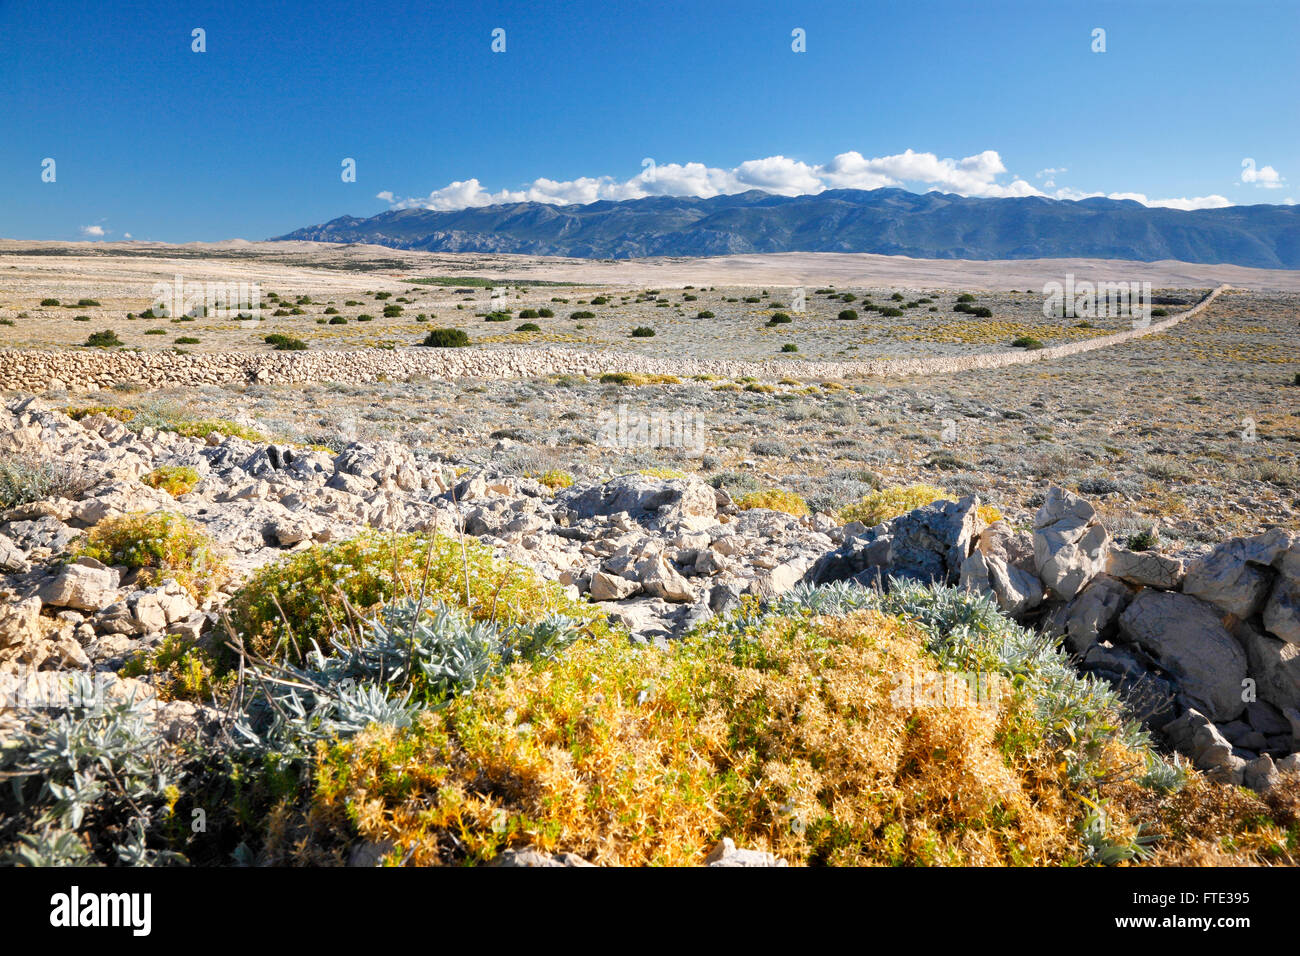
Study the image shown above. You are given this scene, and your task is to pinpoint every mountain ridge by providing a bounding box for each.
[276,188,1300,269]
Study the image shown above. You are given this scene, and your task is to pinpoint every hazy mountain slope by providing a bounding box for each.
[276,189,1300,268]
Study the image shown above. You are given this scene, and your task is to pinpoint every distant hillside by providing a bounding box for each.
[276,189,1300,268]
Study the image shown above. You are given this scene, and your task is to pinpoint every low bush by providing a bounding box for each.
[142,465,201,497]
[631,326,656,337]
[0,453,97,509]
[838,484,951,526]
[837,309,858,321]
[76,512,226,602]
[66,405,136,423]
[733,489,810,516]
[1011,335,1044,350]
[84,330,123,348]
[228,529,617,668]
[533,469,574,490]
[515,322,541,332]
[781,343,798,352]
[598,372,681,385]
[265,333,308,351]
[420,328,470,348]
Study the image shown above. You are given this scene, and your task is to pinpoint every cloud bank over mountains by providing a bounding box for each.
[375,148,1260,214]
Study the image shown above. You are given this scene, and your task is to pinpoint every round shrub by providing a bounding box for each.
[837,309,859,321]
[420,327,470,347]
[631,326,656,337]
[228,530,614,666]
[781,343,798,353]
[515,322,541,332]
[84,330,123,348]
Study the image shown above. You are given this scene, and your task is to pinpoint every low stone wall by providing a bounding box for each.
[0,286,1228,393]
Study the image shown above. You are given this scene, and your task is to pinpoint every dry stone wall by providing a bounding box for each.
[0,286,1228,393]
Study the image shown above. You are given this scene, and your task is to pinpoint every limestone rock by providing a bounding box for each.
[37,563,121,612]
[1119,591,1247,722]
[1033,486,1109,601]
[1105,548,1185,590]
[1182,529,1290,619]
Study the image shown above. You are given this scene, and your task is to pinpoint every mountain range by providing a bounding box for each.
[276,188,1300,269]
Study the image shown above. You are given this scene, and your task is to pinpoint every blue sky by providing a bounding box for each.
[1,0,1295,242]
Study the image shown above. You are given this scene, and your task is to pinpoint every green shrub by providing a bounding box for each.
[570,310,595,320]
[1011,335,1044,350]
[767,313,792,325]
[264,333,308,351]
[328,316,348,325]
[175,336,200,345]
[77,512,226,602]
[537,307,554,318]
[421,328,470,347]
[382,305,402,317]
[142,465,201,497]
[781,343,798,352]
[518,309,539,319]
[515,322,541,332]
[228,530,616,667]
[837,309,859,321]
[631,326,656,337]
[40,298,59,306]
[84,330,123,348]
[956,293,976,303]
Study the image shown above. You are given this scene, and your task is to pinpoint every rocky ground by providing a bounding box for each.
[1,394,1297,794]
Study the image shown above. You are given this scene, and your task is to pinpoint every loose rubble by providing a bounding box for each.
[1,394,1296,795]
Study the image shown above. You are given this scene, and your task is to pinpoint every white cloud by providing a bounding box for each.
[376,151,1249,214]
[1049,187,1230,210]
[1241,159,1285,188]
[382,149,1047,212]
[79,224,106,237]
